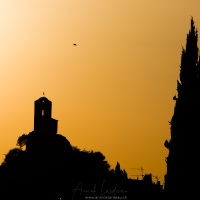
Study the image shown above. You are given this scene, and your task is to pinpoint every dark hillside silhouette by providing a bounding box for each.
[164,17,200,198]
[0,96,163,199]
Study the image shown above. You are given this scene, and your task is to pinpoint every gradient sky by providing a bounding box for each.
[1,0,200,185]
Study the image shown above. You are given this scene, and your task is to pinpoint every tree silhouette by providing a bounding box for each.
[164,17,200,197]
[2,148,24,164]
[114,161,127,180]
[16,134,28,149]
[115,161,121,173]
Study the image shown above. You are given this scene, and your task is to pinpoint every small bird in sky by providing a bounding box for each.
[73,43,77,46]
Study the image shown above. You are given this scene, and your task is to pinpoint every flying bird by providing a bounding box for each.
[73,43,77,46]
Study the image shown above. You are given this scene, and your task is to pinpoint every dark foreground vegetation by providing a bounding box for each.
[0,133,163,200]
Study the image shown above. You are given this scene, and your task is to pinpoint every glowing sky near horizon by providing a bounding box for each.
[1,0,200,184]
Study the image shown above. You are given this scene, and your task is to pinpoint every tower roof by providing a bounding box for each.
[35,96,51,102]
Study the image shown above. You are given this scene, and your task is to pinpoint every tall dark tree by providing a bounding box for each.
[164,17,200,197]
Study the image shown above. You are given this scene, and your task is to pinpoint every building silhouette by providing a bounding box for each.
[34,96,58,134]
[26,96,72,155]
[25,96,72,199]
[164,18,200,197]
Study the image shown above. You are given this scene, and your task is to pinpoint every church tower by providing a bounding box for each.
[34,96,58,134]
[26,95,72,156]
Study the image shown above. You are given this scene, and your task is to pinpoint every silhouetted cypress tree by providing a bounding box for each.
[164,17,200,197]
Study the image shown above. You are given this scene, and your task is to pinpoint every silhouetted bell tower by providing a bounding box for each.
[34,96,58,134]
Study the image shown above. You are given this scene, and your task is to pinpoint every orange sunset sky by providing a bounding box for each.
[1,0,200,185]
